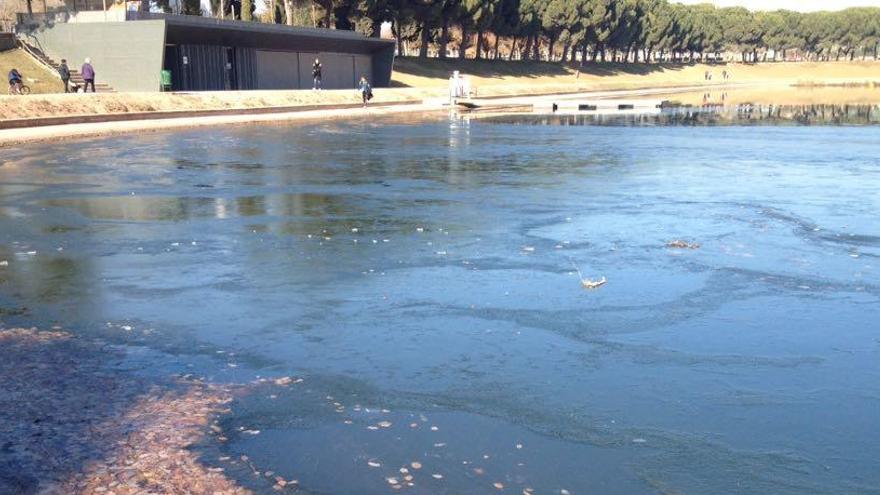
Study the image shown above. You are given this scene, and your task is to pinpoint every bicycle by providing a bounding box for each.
[8,83,31,95]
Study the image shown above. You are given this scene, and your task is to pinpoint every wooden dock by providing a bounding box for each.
[534,99,666,114]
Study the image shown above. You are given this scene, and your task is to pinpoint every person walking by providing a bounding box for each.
[357,75,372,107]
[58,59,71,93]
[81,58,96,93]
[312,58,322,90]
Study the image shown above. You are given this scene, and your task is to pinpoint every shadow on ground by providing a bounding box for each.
[391,56,703,82]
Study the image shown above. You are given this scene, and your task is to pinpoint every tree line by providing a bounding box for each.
[149,0,880,62]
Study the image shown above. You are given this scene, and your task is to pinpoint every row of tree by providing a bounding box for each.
[150,0,880,63]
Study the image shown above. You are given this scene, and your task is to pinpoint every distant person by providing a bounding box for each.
[58,59,71,93]
[358,75,372,107]
[312,58,322,90]
[81,58,95,93]
[8,68,23,94]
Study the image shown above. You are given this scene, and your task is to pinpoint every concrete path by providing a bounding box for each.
[0,102,440,148]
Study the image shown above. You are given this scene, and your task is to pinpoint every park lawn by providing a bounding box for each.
[391,56,880,89]
[0,48,62,94]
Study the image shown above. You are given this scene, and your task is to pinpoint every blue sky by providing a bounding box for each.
[675,0,880,11]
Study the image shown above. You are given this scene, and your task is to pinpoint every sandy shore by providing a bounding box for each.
[0,327,305,494]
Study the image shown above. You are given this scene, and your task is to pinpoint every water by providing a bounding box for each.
[1,110,879,494]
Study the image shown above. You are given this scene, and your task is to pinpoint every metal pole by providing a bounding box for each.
[103,0,107,21]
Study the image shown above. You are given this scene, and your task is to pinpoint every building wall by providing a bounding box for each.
[354,54,371,84]
[318,52,353,89]
[297,52,318,89]
[177,44,226,91]
[256,50,369,90]
[25,19,165,91]
[21,16,394,92]
[371,44,395,87]
[0,33,16,50]
[255,50,298,90]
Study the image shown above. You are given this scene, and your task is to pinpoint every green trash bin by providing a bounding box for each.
[160,70,172,92]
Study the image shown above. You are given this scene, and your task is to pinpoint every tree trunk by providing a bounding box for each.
[509,37,518,61]
[581,44,588,65]
[494,35,501,59]
[475,30,484,59]
[561,43,570,63]
[371,18,382,38]
[523,34,533,61]
[439,18,449,58]
[393,19,403,55]
[323,5,332,29]
[459,25,470,60]
[419,21,430,58]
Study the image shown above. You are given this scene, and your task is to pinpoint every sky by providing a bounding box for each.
[675,0,880,11]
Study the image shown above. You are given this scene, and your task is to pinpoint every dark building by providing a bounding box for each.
[17,12,395,92]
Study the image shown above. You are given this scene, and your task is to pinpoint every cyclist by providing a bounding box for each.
[8,68,24,94]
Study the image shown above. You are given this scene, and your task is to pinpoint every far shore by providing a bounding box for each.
[0,83,750,147]
[1,59,879,147]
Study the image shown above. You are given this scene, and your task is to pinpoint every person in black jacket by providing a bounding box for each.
[58,59,71,93]
[312,58,322,90]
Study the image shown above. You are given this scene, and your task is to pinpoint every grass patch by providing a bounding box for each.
[0,47,62,94]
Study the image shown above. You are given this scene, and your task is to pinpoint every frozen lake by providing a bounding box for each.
[1,109,879,494]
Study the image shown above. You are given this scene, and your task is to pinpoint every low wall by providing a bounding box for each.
[0,33,16,51]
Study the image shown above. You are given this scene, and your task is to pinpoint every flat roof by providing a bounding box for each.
[132,13,394,54]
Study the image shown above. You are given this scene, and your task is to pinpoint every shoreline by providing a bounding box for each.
[0,327,248,494]
[0,326,307,494]
[2,76,879,147]
[0,82,760,148]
